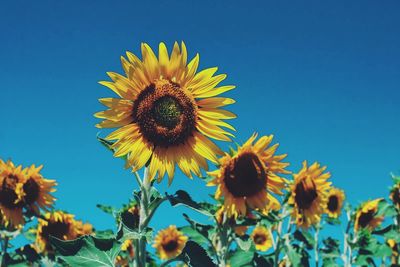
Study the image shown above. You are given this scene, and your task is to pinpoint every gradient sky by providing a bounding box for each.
[1,0,400,249]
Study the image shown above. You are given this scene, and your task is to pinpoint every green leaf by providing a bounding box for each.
[181,241,216,267]
[283,238,301,266]
[229,250,254,267]
[235,236,254,252]
[182,214,213,241]
[179,226,210,245]
[293,230,314,249]
[96,204,116,216]
[95,230,115,239]
[377,200,397,217]
[50,235,121,267]
[167,190,213,216]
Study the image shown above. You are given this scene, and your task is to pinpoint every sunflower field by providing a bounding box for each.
[1,42,399,267]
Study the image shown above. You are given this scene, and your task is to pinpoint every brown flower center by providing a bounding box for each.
[22,178,40,205]
[253,234,267,245]
[132,79,197,147]
[295,178,318,210]
[0,175,23,209]
[162,239,179,252]
[327,195,339,212]
[223,152,266,198]
[358,210,374,228]
[391,187,400,206]
[42,221,71,241]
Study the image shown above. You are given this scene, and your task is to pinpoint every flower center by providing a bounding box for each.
[392,188,400,206]
[42,221,70,241]
[358,210,374,228]
[253,234,267,245]
[224,152,266,198]
[295,178,318,210]
[22,178,40,205]
[132,79,197,147]
[327,195,339,212]
[0,175,23,209]
[162,240,179,252]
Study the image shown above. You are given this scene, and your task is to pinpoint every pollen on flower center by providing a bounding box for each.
[132,78,197,147]
[327,195,339,212]
[162,240,179,252]
[152,96,182,129]
[224,152,266,198]
[22,178,40,205]
[0,175,23,209]
[295,178,318,210]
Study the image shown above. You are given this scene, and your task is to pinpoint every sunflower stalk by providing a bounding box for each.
[314,223,320,267]
[137,167,151,267]
[0,236,8,267]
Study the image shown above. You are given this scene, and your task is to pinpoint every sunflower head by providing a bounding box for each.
[288,161,331,228]
[35,211,93,254]
[387,239,399,258]
[390,183,400,209]
[17,164,57,215]
[251,225,273,252]
[208,133,289,218]
[153,225,188,260]
[0,160,26,226]
[354,198,384,232]
[325,187,345,218]
[95,42,236,184]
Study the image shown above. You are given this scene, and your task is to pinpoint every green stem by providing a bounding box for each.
[1,236,9,267]
[138,168,150,267]
[314,224,320,267]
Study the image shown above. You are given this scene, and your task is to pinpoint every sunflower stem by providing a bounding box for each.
[0,236,9,267]
[314,223,320,267]
[138,167,151,267]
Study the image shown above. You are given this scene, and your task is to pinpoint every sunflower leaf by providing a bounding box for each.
[181,241,216,267]
[167,190,213,216]
[235,236,254,251]
[229,250,254,267]
[179,226,210,245]
[50,235,121,267]
[293,230,315,249]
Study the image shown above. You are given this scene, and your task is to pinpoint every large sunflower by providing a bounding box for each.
[95,42,236,184]
[35,211,93,254]
[251,225,273,252]
[288,161,331,228]
[208,133,289,218]
[16,164,57,215]
[354,198,384,232]
[0,160,25,226]
[325,187,345,218]
[153,225,188,260]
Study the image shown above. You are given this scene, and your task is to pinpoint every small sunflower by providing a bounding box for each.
[208,133,289,218]
[95,42,236,184]
[0,160,26,226]
[354,198,384,232]
[325,187,345,218]
[390,183,400,209]
[251,225,273,252]
[153,225,188,260]
[115,240,135,267]
[35,211,93,254]
[288,161,331,228]
[16,164,56,215]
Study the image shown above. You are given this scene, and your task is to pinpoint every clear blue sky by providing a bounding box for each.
[1,0,400,244]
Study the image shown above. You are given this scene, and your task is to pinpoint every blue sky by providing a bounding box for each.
[1,0,400,247]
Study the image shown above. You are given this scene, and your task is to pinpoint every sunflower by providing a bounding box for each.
[207,134,289,218]
[95,42,236,184]
[354,198,384,232]
[288,161,331,228]
[390,182,400,209]
[387,239,399,265]
[35,211,93,253]
[0,160,26,226]
[251,225,273,252]
[325,187,345,218]
[115,240,135,267]
[16,164,57,215]
[153,225,188,260]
